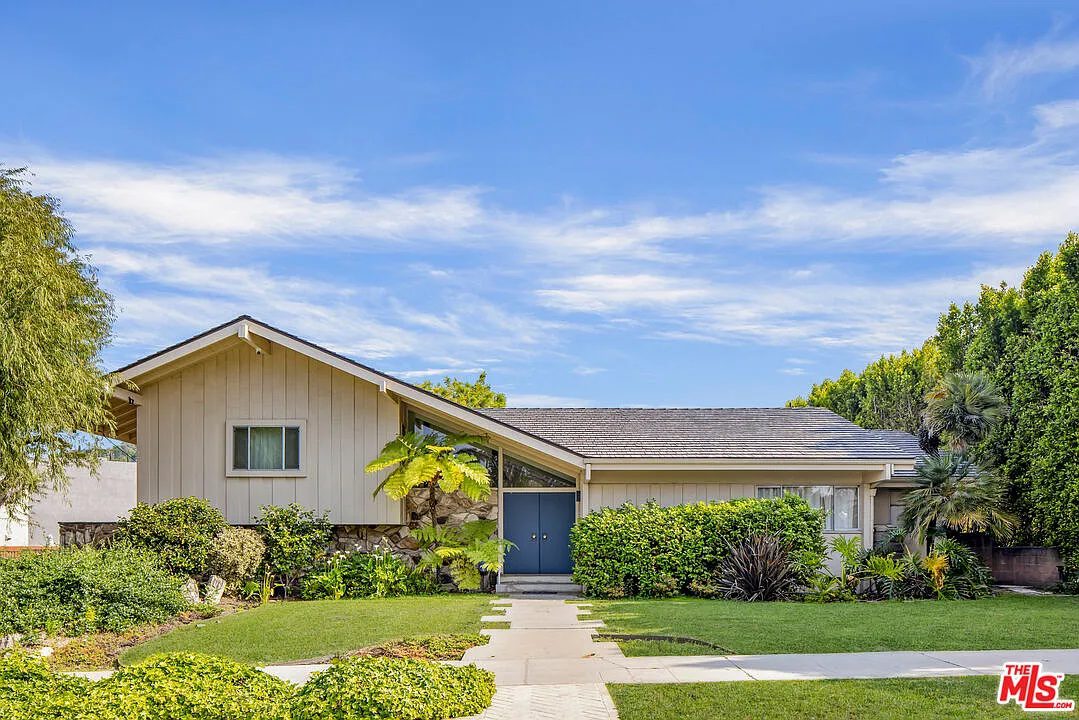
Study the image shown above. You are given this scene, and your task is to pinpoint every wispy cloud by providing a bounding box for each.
[389,367,485,380]
[779,367,807,376]
[969,34,1079,98]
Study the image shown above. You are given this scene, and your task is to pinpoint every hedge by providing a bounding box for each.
[115,497,228,578]
[0,651,497,720]
[570,496,827,597]
[0,546,189,635]
[294,656,496,720]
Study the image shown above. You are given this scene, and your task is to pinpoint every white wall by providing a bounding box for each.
[28,461,137,545]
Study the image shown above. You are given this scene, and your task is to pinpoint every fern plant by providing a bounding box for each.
[365,430,492,524]
[413,521,515,590]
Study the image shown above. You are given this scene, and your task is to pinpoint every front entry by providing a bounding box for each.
[502,492,576,574]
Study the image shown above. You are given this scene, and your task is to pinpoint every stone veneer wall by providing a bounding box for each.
[330,488,499,559]
[60,489,500,559]
[58,521,120,547]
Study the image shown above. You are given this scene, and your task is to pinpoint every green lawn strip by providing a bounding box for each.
[120,595,492,665]
[608,676,1079,720]
[590,594,1079,656]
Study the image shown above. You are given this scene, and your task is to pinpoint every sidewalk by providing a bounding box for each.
[69,597,1079,720]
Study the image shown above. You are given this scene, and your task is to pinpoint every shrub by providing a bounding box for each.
[570,496,826,598]
[0,650,90,719]
[115,497,227,577]
[711,535,801,601]
[293,656,496,720]
[0,546,188,635]
[207,526,266,588]
[255,503,333,595]
[89,653,294,720]
[302,547,423,600]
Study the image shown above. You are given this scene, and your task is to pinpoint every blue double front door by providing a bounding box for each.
[502,492,575,574]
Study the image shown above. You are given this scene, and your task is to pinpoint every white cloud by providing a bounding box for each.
[969,35,1079,98]
[536,274,715,313]
[389,367,484,380]
[1034,99,1079,131]
[572,366,606,376]
[779,367,807,376]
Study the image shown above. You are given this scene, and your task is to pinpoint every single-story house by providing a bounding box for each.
[99,316,920,581]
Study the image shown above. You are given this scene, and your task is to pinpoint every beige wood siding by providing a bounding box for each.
[136,342,401,524]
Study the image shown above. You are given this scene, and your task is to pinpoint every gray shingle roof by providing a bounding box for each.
[479,407,915,460]
[867,429,927,478]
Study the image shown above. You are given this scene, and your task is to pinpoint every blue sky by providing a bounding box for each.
[6,2,1079,406]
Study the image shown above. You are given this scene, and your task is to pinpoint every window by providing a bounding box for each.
[409,413,497,485]
[502,454,575,488]
[756,485,859,530]
[229,421,304,473]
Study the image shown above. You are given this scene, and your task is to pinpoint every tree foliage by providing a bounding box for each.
[0,168,115,511]
[793,233,1079,578]
[364,431,492,509]
[418,371,505,408]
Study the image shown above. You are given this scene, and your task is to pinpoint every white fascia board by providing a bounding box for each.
[113,323,242,383]
[585,458,905,472]
[237,323,586,468]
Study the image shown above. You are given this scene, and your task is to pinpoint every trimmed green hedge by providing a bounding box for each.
[0,651,496,720]
[115,497,228,578]
[570,497,827,598]
[90,653,293,719]
[0,546,189,635]
[294,656,496,720]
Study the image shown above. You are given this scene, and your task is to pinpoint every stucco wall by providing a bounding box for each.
[30,461,137,545]
[135,342,401,525]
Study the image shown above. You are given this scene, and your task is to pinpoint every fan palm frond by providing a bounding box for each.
[922,372,1006,452]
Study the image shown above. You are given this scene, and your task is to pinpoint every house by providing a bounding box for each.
[98,316,918,580]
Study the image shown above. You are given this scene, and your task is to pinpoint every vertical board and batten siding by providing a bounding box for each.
[135,342,401,524]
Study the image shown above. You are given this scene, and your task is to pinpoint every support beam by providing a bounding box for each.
[238,322,271,355]
[112,387,142,406]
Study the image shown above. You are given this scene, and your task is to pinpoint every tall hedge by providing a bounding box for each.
[570,496,826,597]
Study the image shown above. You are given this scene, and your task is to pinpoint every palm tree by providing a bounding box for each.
[364,430,491,526]
[921,372,1006,453]
[900,451,1016,552]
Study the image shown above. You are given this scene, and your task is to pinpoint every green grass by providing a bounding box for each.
[121,595,492,665]
[609,677,1079,719]
[589,594,1079,655]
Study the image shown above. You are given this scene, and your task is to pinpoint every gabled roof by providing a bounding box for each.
[481,407,914,461]
[867,429,926,478]
[109,316,584,466]
[109,316,916,468]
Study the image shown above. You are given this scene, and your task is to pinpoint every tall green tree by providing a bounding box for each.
[0,168,115,512]
[418,371,506,408]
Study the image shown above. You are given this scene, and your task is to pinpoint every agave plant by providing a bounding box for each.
[713,535,800,602]
[413,520,515,591]
[900,452,1016,551]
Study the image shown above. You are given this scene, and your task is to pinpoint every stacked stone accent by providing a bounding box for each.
[329,489,499,558]
[58,521,118,547]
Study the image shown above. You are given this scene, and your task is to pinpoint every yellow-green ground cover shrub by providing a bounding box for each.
[294,656,496,720]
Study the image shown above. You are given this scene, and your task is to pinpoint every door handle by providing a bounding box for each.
[542,534,548,541]
[530,533,537,541]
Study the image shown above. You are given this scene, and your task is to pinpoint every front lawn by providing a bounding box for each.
[121,595,492,665]
[609,677,1079,720]
[589,594,1079,656]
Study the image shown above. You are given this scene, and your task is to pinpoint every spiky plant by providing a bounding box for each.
[922,372,1006,453]
[863,554,904,599]
[365,430,491,526]
[713,535,800,602]
[900,452,1016,551]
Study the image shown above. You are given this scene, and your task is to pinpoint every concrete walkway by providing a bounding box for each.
[70,596,1079,720]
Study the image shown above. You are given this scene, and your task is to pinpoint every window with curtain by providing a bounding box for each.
[232,425,301,471]
[756,485,859,531]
